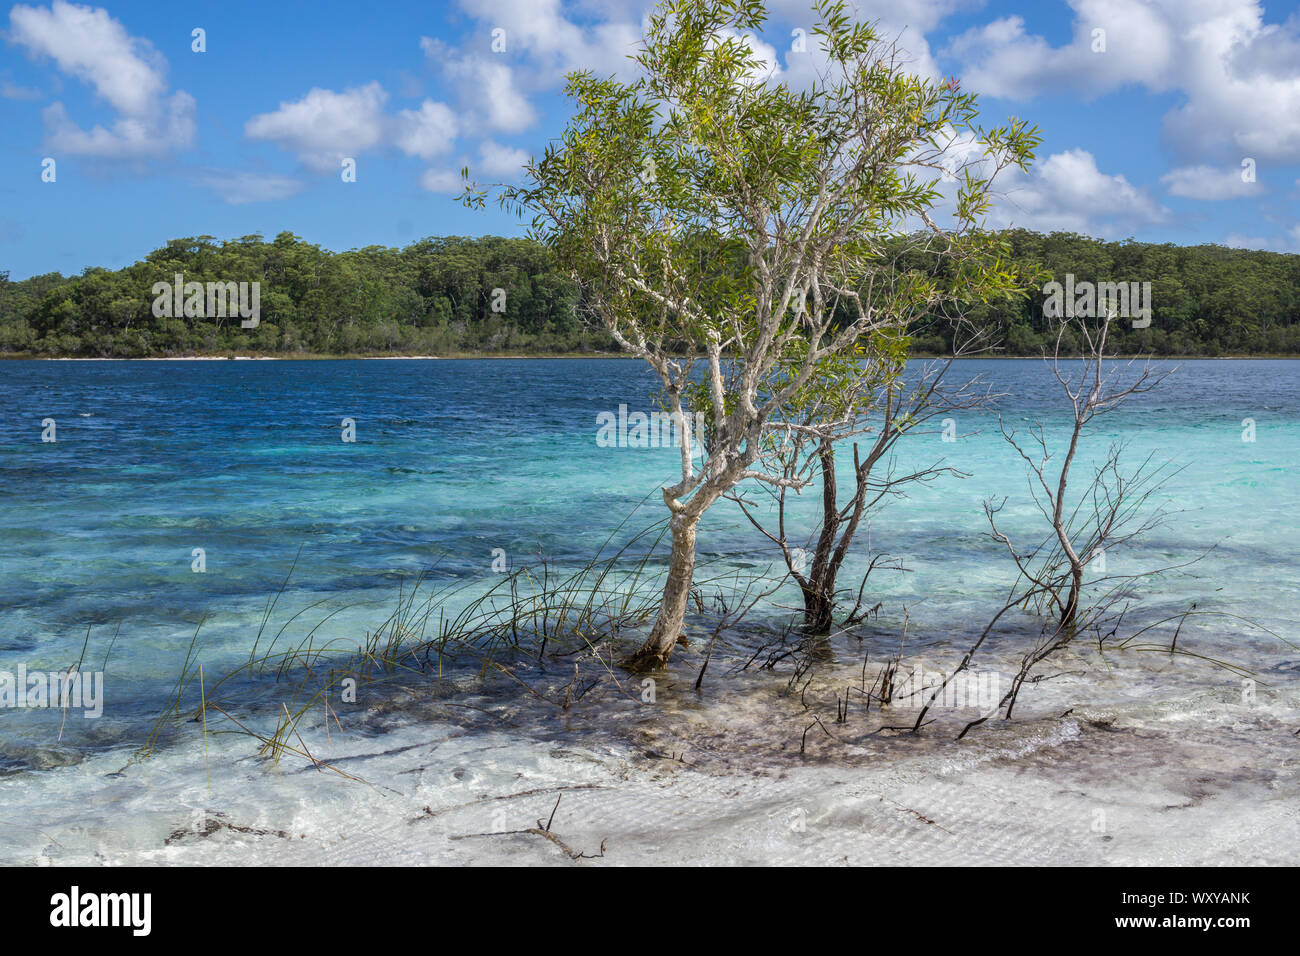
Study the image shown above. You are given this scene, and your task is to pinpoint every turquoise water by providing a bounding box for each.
[0,358,1296,771]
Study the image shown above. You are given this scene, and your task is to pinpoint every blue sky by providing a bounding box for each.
[2,0,1299,279]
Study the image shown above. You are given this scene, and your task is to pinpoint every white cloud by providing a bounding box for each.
[1162,7,1300,165]
[477,140,530,178]
[774,0,969,86]
[10,0,164,113]
[1,80,43,100]
[437,0,963,155]
[990,148,1169,235]
[458,58,536,133]
[393,100,459,160]
[244,84,459,172]
[421,37,538,134]
[945,1,1300,166]
[1224,224,1300,253]
[945,8,1174,101]
[246,83,390,173]
[766,0,969,32]
[419,168,465,193]
[39,93,195,158]
[1223,232,1272,250]
[199,169,304,205]
[455,0,643,80]
[1161,164,1260,200]
[418,0,648,147]
[9,0,194,157]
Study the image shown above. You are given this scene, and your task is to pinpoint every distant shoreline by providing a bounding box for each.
[3,351,1298,362]
[0,352,636,361]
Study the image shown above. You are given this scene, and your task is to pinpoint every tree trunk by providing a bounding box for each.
[800,440,839,633]
[1060,565,1083,628]
[801,586,834,634]
[801,440,874,634]
[624,512,698,671]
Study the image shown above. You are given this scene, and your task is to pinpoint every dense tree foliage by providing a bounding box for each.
[0,233,607,357]
[907,230,1300,356]
[1,229,1297,357]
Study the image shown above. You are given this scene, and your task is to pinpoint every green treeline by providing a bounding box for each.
[0,233,608,357]
[909,230,1300,356]
[1,229,1297,358]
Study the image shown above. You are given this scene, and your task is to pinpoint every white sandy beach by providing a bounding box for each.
[3,644,1296,867]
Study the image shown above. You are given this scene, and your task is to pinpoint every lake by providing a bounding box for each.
[0,358,1296,864]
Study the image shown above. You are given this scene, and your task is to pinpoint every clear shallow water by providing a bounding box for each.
[0,358,1297,744]
[0,357,1297,864]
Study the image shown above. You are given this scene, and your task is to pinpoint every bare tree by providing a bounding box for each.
[729,331,1002,633]
[906,310,1186,735]
[992,312,1176,628]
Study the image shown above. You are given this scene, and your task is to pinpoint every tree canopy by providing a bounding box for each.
[2,228,1297,358]
[0,232,604,357]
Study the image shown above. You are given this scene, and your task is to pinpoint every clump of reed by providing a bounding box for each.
[137,513,782,777]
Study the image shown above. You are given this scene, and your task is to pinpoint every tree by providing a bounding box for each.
[464,0,1038,669]
[989,312,1175,628]
[3,229,1297,358]
[732,332,1002,633]
[908,310,1184,738]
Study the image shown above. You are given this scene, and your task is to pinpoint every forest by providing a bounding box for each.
[1,229,1297,358]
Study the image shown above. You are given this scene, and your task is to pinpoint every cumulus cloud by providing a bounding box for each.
[989,148,1170,235]
[944,8,1173,100]
[245,83,389,173]
[38,94,195,158]
[416,141,532,197]
[434,0,962,162]
[416,0,649,145]
[455,0,643,80]
[419,167,466,193]
[245,83,458,172]
[393,100,460,160]
[945,0,1300,166]
[10,0,164,113]
[1161,164,1261,200]
[8,0,194,156]
[774,0,969,86]
[476,140,530,178]
[420,37,537,134]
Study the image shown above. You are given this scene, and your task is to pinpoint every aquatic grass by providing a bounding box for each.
[138,502,787,773]
[139,615,206,759]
